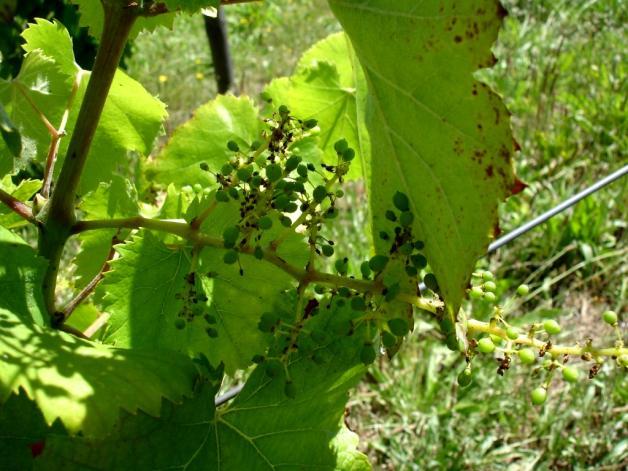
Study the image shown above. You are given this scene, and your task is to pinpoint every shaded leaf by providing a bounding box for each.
[0,308,199,437]
[329,0,517,315]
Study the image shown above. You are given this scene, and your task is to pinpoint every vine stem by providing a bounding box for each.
[0,189,35,223]
[38,2,138,320]
[71,216,627,359]
[71,216,440,314]
[466,319,628,357]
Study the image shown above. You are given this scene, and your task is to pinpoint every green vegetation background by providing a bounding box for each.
[3,0,626,468]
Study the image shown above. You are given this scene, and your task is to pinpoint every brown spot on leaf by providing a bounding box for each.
[511,178,527,195]
[493,223,502,238]
[485,165,494,177]
[513,138,521,152]
[454,35,462,43]
[497,2,508,19]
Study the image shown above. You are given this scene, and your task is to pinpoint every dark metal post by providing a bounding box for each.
[204,7,234,94]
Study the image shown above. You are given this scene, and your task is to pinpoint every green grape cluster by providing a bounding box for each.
[461,272,626,405]
[173,271,217,336]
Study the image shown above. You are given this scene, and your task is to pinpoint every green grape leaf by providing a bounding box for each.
[0,19,167,194]
[99,231,192,351]
[73,175,138,288]
[69,0,177,40]
[329,0,518,315]
[333,427,372,471]
[21,18,80,78]
[0,176,41,229]
[147,95,263,188]
[0,226,48,326]
[0,102,21,163]
[164,0,220,12]
[58,68,167,193]
[0,390,66,471]
[0,51,71,172]
[37,302,369,469]
[0,308,199,437]
[265,32,371,180]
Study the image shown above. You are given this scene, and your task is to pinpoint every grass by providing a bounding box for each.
[125,0,627,468]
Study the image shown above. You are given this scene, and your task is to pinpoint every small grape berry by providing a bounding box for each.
[506,327,520,340]
[602,310,618,326]
[518,348,536,365]
[543,319,561,335]
[477,337,495,354]
[562,365,580,383]
[516,284,530,296]
[530,387,547,406]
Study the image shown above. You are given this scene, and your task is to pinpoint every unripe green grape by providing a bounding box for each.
[284,380,297,398]
[516,284,530,296]
[399,211,414,227]
[258,216,273,231]
[405,265,418,277]
[332,319,352,336]
[223,250,238,265]
[313,185,328,203]
[215,190,229,202]
[483,281,497,292]
[222,226,240,248]
[335,258,348,275]
[303,118,318,129]
[266,163,282,182]
[278,104,290,115]
[530,387,547,405]
[324,207,338,219]
[542,359,553,370]
[385,210,397,222]
[602,310,618,326]
[280,216,292,227]
[236,166,252,182]
[336,190,344,198]
[388,318,409,337]
[351,297,367,311]
[477,337,495,354]
[457,368,472,388]
[618,355,628,368]
[381,331,396,349]
[379,231,390,241]
[174,319,186,330]
[393,191,410,212]
[518,348,536,365]
[221,163,233,175]
[490,334,504,345]
[399,242,414,256]
[506,327,520,340]
[369,255,389,272]
[410,254,427,269]
[384,282,401,302]
[321,245,334,257]
[227,140,239,152]
[469,286,483,299]
[285,155,302,172]
[206,327,218,338]
[254,246,264,260]
[424,273,439,292]
[562,365,580,383]
[543,319,561,335]
[297,164,308,178]
[199,162,209,171]
[483,291,497,303]
[338,287,351,298]
[334,138,349,154]
[228,187,240,200]
[482,271,494,281]
[360,343,376,365]
[360,261,372,279]
[342,148,356,162]
[193,184,203,193]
